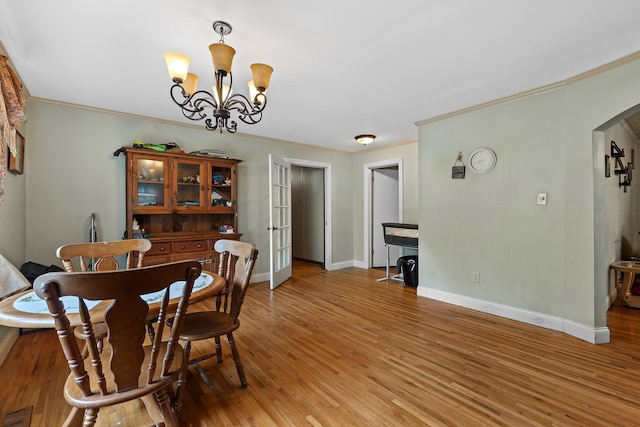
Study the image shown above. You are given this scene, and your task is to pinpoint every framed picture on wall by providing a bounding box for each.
[8,130,24,175]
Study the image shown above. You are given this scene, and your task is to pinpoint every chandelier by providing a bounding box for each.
[163,20,273,133]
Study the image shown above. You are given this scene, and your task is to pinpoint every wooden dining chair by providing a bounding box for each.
[170,239,257,412]
[56,239,153,351]
[34,260,201,427]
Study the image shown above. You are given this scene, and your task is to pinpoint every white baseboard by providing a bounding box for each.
[332,260,357,270]
[250,272,269,284]
[0,327,19,367]
[251,260,361,285]
[417,286,610,344]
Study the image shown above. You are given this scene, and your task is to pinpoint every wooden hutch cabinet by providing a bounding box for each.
[117,147,241,268]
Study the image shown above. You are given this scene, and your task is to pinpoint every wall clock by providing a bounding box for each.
[469,147,497,174]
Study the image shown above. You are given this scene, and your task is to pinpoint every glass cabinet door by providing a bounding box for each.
[207,160,238,235]
[132,154,170,212]
[175,159,205,211]
[208,162,236,211]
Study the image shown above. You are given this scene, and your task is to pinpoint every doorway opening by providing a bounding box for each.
[291,165,325,268]
[363,158,404,269]
[285,158,332,273]
[594,103,640,337]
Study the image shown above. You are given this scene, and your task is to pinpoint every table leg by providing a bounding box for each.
[621,271,640,307]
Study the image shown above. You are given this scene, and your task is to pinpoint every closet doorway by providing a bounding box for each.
[364,158,404,269]
[291,165,325,266]
[286,158,333,271]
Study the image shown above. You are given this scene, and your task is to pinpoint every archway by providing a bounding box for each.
[593,103,640,331]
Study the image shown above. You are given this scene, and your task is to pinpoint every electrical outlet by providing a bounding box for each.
[472,272,480,283]
[537,192,548,205]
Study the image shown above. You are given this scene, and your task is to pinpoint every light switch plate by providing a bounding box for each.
[537,192,548,205]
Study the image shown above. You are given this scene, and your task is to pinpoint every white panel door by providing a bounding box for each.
[372,167,400,267]
[269,154,292,289]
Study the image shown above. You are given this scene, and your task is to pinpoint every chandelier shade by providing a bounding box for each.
[181,73,199,96]
[163,20,273,133]
[209,43,235,74]
[163,52,190,83]
[213,84,232,104]
[250,63,273,91]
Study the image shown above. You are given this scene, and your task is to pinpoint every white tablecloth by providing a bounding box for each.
[13,272,214,314]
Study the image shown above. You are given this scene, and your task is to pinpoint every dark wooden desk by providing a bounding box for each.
[0,271,224,329]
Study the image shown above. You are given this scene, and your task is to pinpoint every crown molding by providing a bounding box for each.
[416,50,640,127]
[27,97,354,153]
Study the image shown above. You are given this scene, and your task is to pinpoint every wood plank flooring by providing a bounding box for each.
[2,262,640,426]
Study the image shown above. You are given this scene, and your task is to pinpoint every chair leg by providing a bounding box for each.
[227,332,248,388]
[155,387,178,427]
[142,390,177,427]
[62,407,87,427]
[192,361,215,388]
[214,336,223,363]
[82,408,99,426]
[174,341,191,414]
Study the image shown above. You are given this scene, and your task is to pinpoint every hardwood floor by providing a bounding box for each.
[2,262,640,426]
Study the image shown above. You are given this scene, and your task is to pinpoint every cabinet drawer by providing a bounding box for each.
[175,240,208,253]
[147,242,172,256]
[143,255,172,266]
[173,251,209,263]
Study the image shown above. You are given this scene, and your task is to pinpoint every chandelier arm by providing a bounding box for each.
[228,94,267,124]
[169,83,197,110]
[225,93,267,115]
[225,93,266,110]
[191,96,219,114]
[204,117,219,132]
[225,120,238,133]
[170,84,226,122]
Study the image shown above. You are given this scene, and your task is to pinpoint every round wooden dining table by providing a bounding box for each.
[0,270,224,329]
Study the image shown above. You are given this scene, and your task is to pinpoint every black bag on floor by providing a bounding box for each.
[397,255,418,287]
[20,262,64,285]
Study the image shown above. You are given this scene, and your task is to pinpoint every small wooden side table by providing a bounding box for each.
[610,261,640,308]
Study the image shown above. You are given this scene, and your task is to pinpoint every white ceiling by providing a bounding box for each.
[2,1,640,152]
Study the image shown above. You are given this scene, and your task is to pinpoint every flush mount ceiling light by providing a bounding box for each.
[355,134,376,145]
[164,20,274,133]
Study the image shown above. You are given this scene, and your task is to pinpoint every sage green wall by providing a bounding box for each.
[24,101,354,276]
[0,135,26,266]
[0,126,26,348]
[418,57,640,328]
